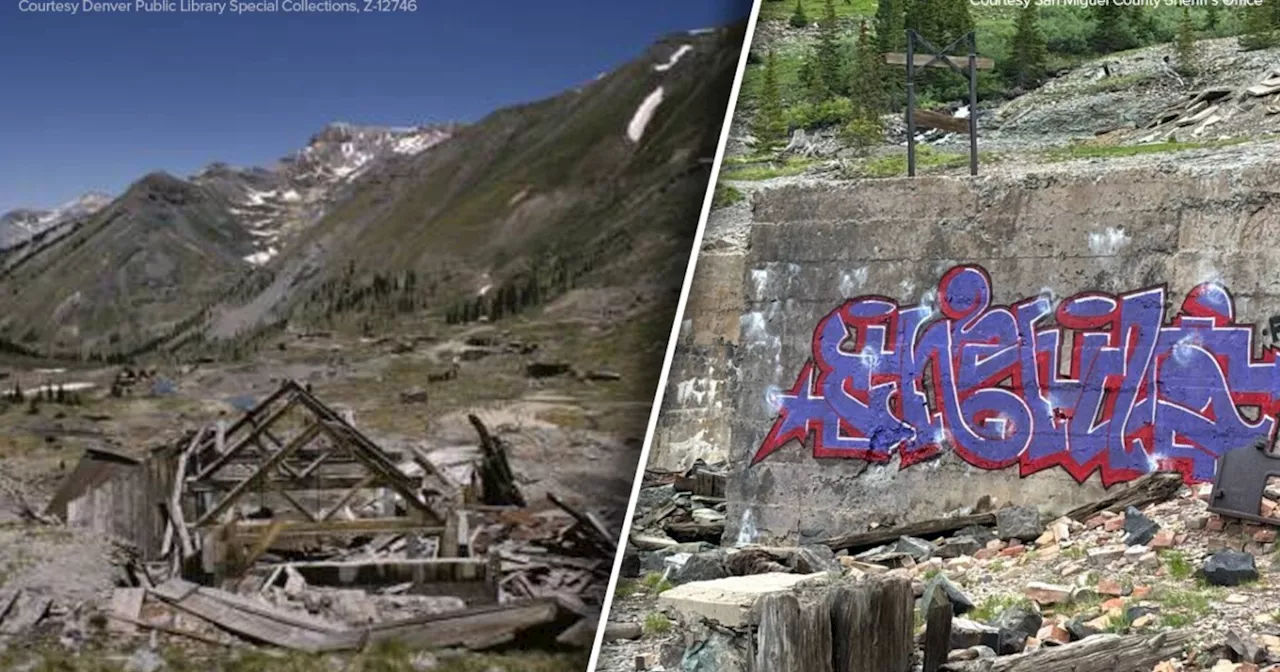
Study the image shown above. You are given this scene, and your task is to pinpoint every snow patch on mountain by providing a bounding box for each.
[654,45,693,72]
[0,192,112,252]
[627,87,665,143]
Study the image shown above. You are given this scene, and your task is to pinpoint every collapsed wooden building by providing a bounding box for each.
[43,379,612,652]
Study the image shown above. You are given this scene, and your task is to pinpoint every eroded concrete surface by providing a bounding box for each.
[653,147,1280,545]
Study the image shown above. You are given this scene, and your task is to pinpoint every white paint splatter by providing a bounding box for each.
[735,508,758,547]
[751,269,770,300]
[1173,333,1202,365]
[654,45,693,72]
[840,267,868,297]
[627,87,665,143]
[1087,227,1129,255]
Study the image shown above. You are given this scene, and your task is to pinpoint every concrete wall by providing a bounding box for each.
[670,156,1280,545]
[647,203,751,472]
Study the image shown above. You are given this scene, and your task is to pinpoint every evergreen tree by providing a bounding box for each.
[1007,0,1047,89]
[1205,3,1219,31]
[813,0,846,99]
[1174,6,1199,76]
[846,20,886,152]
[849,20,886,116]
[790,0,808,28]
[797,50,826,103]
[753,50,789,152]
[874,0,906,53]
[1091,3,1139,53]
[1240,0,1280,50]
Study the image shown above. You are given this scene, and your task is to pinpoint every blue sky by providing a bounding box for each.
[0,0,752,213]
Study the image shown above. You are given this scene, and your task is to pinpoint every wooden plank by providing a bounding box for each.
[365,599,560,650]
[228,518,446,542]
[821,512,997,553]
[942,630,1193,672]
[914,109,971,135]
[884,52,995,71]
[109,587,146,634]
[171,428,204,559]
[0,592,50,635]
[1067,471,1182,522]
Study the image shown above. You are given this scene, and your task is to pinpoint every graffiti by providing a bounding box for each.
[752,265,1280,486]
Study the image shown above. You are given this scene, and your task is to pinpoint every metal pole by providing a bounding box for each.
[968,32,978,177]
[906,30,916,178]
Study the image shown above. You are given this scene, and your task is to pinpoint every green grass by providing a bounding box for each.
[757,0,877,25]
[1153,585,1217,622]
[720,157,818,181]
[711,184,745,210]
[1160,550,1194,580]
[845,146,995,179]
[970,594,1032,623]
[1042,137,1253,162]
[642,572,674,595]
[614,578,641,599]
[643,612,673,636]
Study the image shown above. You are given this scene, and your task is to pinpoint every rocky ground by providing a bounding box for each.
[0,295,665,670]
[597,474,1280,672]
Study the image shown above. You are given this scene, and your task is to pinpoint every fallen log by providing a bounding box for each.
[943,630,1192,672]
[1064,472,1183,522]
[820,513,997,553]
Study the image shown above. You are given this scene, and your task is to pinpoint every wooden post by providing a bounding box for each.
[755,592,834,672]
[829,576,914,672]
[923,585,953,672]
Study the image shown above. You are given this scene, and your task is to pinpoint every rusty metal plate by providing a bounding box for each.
[1207,439,1280,526]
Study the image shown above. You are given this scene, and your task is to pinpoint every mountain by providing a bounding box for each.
[0,192,112,253]
[0,24,745,360]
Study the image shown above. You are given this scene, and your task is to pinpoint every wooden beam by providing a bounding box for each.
[943,631,1193,672]
[318,474,379,522]
[913,109,971,135]
[227,517,447,542]
[820,512,997,553]
[923,584,952,672]
[195,424,320,527]
[192,396,299,482]
[884,52,994,71]
[1066,471,1183,522]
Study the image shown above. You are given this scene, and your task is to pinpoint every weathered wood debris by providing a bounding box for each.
[619,470,1200,672]
[31,379,617,654]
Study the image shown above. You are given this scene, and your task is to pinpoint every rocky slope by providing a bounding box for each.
[0,25,743,361]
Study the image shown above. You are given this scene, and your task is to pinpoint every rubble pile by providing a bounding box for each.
[602,470,1280,672]
[0,379,615,661]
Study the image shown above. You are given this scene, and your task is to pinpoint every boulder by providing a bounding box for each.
[993,604,1043,654]
[1200,550,1259,587]
[641,542,714,573]
[937,535,982,559]
[996,506,1043,542]
[399,387,428,404]
[895,536,936,561]
[668,550,729,584]
[922,574,974,616]
[1065,616,1101,641]
[1123,506,1160,546]
[951,618,1003,651]
[789,545,840,574]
